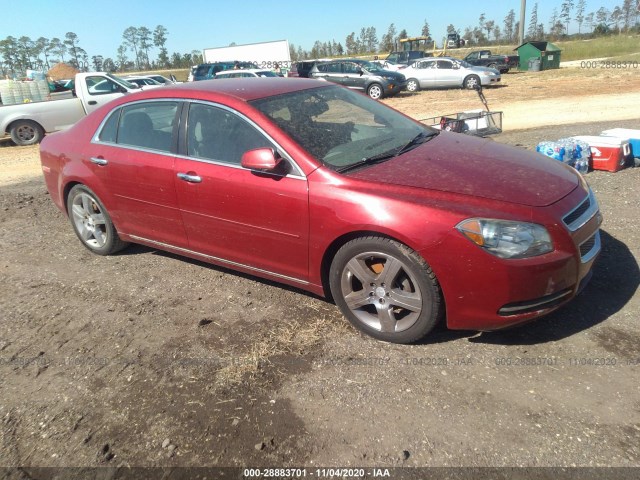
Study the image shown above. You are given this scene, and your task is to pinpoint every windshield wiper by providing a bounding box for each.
[395,130,438,156]
[335,150,398,174]
[335,130,438,174]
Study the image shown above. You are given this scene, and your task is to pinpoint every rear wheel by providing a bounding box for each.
[10,120,44,146]
[463,75,481,90]
[367,83,384,100]
[406,78,420,93]
[66,185,128,255]
[329,236,443,343]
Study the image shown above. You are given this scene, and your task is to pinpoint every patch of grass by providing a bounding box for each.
[554,35,640,61]
[214,306,350,388]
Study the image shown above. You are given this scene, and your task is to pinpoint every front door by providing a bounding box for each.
[174,102,309,281]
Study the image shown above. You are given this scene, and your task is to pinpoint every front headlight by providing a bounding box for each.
[456,219,553,259]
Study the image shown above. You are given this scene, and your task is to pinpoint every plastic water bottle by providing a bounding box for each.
[536,141,566,162]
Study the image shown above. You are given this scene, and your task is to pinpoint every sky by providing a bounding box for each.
[0,0,624,62]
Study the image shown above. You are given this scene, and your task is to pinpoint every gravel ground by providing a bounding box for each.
[0,118,639,475]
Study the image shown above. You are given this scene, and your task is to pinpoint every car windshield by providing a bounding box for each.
[107,73,138,89]
[250,85,437,171]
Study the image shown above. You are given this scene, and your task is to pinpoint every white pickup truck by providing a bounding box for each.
[0,72,145,146]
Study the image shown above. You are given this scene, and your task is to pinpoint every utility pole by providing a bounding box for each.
[519,0,526,45]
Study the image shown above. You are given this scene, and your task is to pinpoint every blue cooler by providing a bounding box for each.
[601,128,640,159]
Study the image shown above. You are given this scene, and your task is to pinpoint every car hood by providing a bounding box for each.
[347,132,579,207]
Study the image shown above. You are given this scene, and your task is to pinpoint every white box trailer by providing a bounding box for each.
[202,40,291,70]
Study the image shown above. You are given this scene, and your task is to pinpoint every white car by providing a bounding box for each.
[402,57,501,92]
[214,69,280,79]
[123,76,164,88]
[141,74,181,85]
[370,60,406,72]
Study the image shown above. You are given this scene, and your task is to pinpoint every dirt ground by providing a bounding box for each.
[1,66,639,476]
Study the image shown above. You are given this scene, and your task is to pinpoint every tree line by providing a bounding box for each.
[0,25,203,77]
[290,0,640,60]
[1,1,638,76]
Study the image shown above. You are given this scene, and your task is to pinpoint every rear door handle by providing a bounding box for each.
[177,172,202,183]
[88,100,97,105]
[90,157,108,166]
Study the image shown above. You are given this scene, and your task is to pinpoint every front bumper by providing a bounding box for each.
[425,187,602,331]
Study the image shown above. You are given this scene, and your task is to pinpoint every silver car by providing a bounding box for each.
[403,57,501,92]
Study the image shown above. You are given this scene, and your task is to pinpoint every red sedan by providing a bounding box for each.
[40,78,601,343]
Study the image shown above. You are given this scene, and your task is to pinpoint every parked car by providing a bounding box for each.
[287,60,325,78]
[402,57,501,92]
[463,50,518,74]
[142,74,180,85]
[215,69,280,78]
[309,59,406,99]
[39,78,601,344]
[124,76,164,88]
[192,62,236,81]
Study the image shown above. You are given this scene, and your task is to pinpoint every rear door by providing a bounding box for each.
[413,60,437,88]
[87,100,188,247]
[173,102,309,281]
[434,60,460,86]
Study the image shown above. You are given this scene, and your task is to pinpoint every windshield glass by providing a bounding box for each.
[356,60,385,73]
[107,73,137,89]
[457,60,471,68]
[250,85,436,171]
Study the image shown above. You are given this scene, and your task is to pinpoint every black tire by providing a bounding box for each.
[367,83,384,100]
[10,120,44,146]
[66,185,128,255]
[329,236,443,344]
[463,75,481,90]
[406,78,420,93]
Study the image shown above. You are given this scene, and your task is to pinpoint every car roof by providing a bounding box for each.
[216,68,274,75]
[118,77,330,102]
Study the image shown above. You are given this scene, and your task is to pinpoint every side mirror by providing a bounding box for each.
[241,148,282,171]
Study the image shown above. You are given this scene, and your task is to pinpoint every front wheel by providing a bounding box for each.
[329,236,443,343]
[10,120,44,146]
[406,78,420,93]
[66,185,128,255]
[463,75,481,90]
[367,83,384,100]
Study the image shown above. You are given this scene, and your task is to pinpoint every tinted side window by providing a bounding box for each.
[437,60,453,70]
[117,102,178,152]
[325,63,342,74]
[187,103,274,165]
[97,109,120,143]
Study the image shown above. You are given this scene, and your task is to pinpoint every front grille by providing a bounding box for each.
[563,196,591,227]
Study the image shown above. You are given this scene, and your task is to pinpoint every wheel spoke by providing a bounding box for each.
[346,258,376,285]
[378,257,403,286]
[92,228,106,247]
[92,213,106,225]
[377,305,396,333]
[81,194,92,213]
[388,289,422,312]
[344,290,372,310]
[72,204,85,219]
[80,225,93,241]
